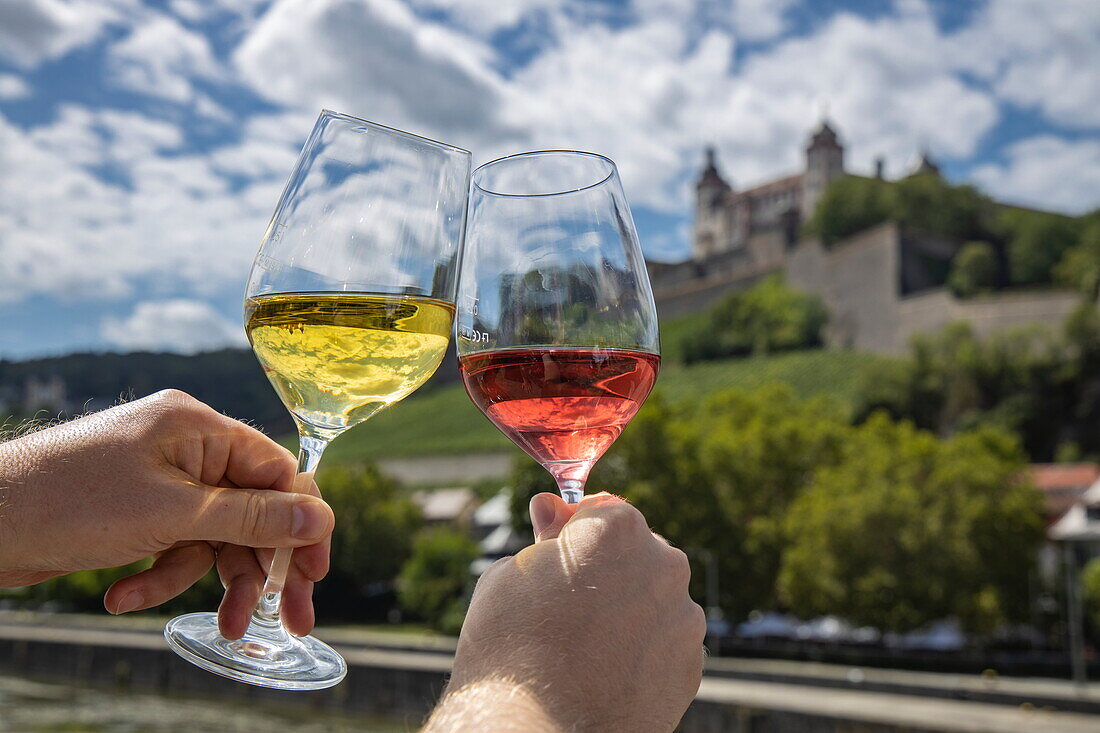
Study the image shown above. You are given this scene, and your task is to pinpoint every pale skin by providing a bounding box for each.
[0,390,705,730]
[424,492,707,733]
[0,389,334,638]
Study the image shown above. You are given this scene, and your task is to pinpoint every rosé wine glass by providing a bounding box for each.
[457,151,659,504]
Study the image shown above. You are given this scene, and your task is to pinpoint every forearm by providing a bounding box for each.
[422,679,564,733]
[0,436,49,586]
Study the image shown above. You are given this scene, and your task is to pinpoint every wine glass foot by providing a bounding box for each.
[164,612,347,690]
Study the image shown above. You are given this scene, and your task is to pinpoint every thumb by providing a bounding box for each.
[190,487,334,548]
[529,492,575,542]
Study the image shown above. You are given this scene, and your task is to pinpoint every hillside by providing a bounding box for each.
[0,345,462,437]
[320,348,881,464]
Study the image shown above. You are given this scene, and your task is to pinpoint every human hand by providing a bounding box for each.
[428,492,705,732]
[0,389,334,639]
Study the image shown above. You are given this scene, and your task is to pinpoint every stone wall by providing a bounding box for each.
[897,289,1082,349]
[787,223,903,352]
[653,220,1085,353]
[4,620,1097,733]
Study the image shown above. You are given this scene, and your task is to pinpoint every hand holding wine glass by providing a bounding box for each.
[457,151,660,504]
[164,111,471,690]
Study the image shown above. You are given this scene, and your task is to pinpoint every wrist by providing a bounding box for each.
[423,678,564,733]
[0,437,37,582]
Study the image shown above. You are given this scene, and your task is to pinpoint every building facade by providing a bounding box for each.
[648,120,1081,353]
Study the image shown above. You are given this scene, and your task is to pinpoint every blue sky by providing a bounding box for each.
[1,0,1098,358]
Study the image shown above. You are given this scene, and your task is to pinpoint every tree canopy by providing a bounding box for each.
[505,382,1044,632]
[806,174,1091,290]
[778,415,1042,632]
[947,241,998,298]
[854,312,1100,462]
[678,276,828,364]
[397,527,479,634]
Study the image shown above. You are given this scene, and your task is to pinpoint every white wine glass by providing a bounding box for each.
[457,151,660,504]
[164,110,471,690]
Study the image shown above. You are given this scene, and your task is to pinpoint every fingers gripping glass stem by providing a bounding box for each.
[254,436,326,624]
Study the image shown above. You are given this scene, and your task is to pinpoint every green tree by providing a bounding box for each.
[1082,558,1100,640]
[803,175,892,242]
[1002,210,1080,285]
[948,241,998,298]
[507,455,558,537]
[610,386,849,619]
[891,174,990,241]
[778,415,1043,633]
[680,276,828,364]
[397,528,480,634]
[853,320,1085,460]
[805,173,993,245]
[314,463,423,620]
[1056,216,1100,299]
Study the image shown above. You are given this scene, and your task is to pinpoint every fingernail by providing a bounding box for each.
[292,499,328,539]
[530,494,557,537]
[115,590,143,614]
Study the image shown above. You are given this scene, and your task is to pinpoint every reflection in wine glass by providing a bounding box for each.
[163,110,470,690]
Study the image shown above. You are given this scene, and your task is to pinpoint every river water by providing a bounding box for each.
[0,675,409,732]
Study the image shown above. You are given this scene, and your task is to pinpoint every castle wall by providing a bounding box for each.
[652,268,770,319]
[897,289,1082,349]
[660,210,1085,353]
[787,223,902,351]
[747,228,790,272]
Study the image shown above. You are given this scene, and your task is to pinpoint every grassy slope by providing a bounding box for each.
[321,348,881,464]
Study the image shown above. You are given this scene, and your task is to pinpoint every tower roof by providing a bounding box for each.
[697,145,730,189]
[913,149,941,176]
[807,118,842,151]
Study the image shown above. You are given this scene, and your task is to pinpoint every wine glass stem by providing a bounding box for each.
[557,479,584,505]
[252,434,328,626]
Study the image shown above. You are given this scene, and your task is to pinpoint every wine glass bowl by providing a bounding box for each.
[164,110,470,690]
[457,151,660,504]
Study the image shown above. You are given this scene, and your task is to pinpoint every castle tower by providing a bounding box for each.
[800,119,845,220]
[911,149,941,177]
[693,146,732,260]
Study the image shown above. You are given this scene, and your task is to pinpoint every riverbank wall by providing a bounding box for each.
[3,615,1100,732]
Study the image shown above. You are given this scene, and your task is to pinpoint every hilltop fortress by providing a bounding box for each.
[647,121,1079,353]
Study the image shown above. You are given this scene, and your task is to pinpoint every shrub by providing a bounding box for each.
[397,528,479,634]
[948,241,998,297]
[679,276,828,364]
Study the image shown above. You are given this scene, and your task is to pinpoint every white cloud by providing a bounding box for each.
[495,0,998,212]
[955,0,1100,129]
[731,0,796,41]
[0,106,292,302]
[225,0,1004,224]
[0,0,137,68]
[410,0,564,37]
[108,14,226,104]
[169,0,268,23]
[716,4,998,182]
[234,0,510,146]
[0,73,30,100]
[972,137,1100,216]
[102,299,245,353]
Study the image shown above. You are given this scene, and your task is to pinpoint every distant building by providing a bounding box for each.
[410,488,478,526]
[693,119,843,261]
[470,491,527,576]
[23,375,67,412]
[647,120,1083,352]
[1031,463,1100,527]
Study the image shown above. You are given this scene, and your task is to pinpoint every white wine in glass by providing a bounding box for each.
[163,110,471,690]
